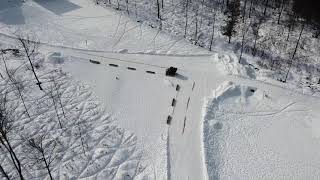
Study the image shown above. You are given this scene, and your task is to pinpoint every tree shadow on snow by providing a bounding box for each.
[0,0,25,25]
[34,0,81,15]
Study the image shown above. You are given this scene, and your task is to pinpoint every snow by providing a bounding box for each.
[62,55,176,179]
[48,52,65,64]
[0,58,148,179]
[212,53,256,79]
[202,81,320,180]
[1,0,320,179]
[0,0,208,55]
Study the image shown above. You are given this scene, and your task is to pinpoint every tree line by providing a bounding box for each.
[95,0,320,83]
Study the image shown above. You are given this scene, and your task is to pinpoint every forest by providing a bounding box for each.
[96,0,320,83]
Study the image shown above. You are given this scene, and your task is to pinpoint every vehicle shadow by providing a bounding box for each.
[176,73,188,81]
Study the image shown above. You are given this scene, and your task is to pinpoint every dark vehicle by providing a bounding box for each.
[166,67,177,76]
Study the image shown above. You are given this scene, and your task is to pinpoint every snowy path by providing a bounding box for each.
[0,23,218,179]
[60,52,219,180]
[60,51,227,180]
[0,32,214,58]
[40,46,225,179]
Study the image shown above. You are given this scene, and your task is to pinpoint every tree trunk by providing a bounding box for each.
[248,0,253,18]
[20,40,43,91]
[263,0,269,15]
[0,164,10,180]
[194,9,199,44]
[286,24,291,41]
[209,13,216,51]
[284,22,305,82]
[157,0,160,19]
[239,28,247,63]
[184,0,189,38]
[50,91,62,129]
[292,22,304,59]
[42,152,53,180]
[253,35,258,56]
[126,0,129,14]
[242,0,248,23]
[277,0,284,24]
[1,54,31,119]
[0,137,24,180]
[134,0,137,19]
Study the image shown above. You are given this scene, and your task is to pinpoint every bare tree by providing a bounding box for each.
[239,22,250,62]
[284,22,305,82]
[48,78,63,129]
[0,161,10,180]
[248,0,254,18]
[24,133,58,180]
[277,0,287,24]
[0,71,4,80]
[193,7,200,44]
[291,21,305,59]
[286,13,297,41]
[184,0,190,38]
[17,34,43,91]
[1,54,31,119]
[209,12,216,51]
[0,93,25,180]
[51,76,66,120]
[263,0,269,15]
[251,13,265,56]
[134,0,138,18]
[156,0,162,29]
[242,0,248,23]
[125,0,129,14]
[156,0,161,19]
[197,0,206,36]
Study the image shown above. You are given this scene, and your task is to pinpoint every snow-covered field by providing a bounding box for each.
[62,55,178,179]
[202,81,320,179]
[1,0,320,179]
[0,54,149,179]
[0,0,207,55]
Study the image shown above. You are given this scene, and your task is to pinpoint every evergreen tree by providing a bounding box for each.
[222,0,240,43]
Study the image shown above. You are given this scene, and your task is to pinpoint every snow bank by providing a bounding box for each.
[202,81,320,180]
[212,53,256,79]
[47,52,65,64]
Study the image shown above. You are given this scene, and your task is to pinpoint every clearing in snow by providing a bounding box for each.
[202,81,320,179]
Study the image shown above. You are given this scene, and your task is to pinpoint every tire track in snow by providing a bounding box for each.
[167,129,172,180]
[215,102,301,118]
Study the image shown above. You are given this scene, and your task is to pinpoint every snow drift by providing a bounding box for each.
[212,53,256,79]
